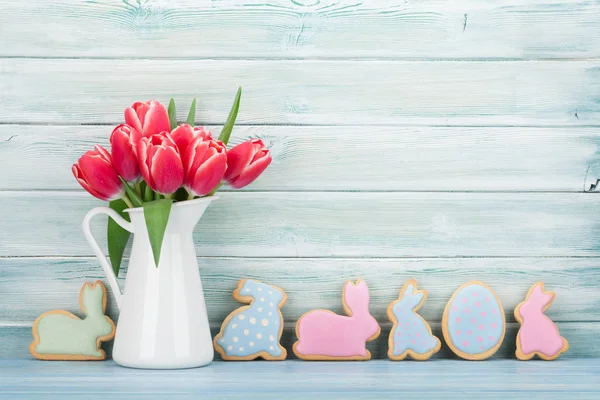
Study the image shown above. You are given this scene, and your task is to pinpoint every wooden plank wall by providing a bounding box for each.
[1,0,599,359]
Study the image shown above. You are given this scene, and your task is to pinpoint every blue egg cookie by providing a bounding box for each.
[442,281,506,360]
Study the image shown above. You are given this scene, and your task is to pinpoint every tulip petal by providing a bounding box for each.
[184,141,209,178]
[124,106,143,134]
[134,102,150,126]
[229,150,272,189]
[185,153,227,196]
[195,127,213,141]
[125,101,170,137]
[190,143,213,174]
[171,124,195,157]
[94,144,113,163]
[223,141,254,182]
[73,147,124,201]
[110,124,140,182]
[144,101,171,135]
[72,164,105,200]
[172,124,213,157]
[150,146,184,194]
[137,138,153,188]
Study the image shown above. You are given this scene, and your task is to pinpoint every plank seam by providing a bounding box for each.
[3,256,600,260]
[1,190,598,194]
[3,122,600,128]
[2,56,600,62]
[2,190,600,195]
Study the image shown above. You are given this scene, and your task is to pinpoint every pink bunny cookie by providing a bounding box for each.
[514,282,569,361]
[293,279,380,360]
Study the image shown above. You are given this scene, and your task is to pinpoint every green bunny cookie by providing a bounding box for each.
[30,281,116,360]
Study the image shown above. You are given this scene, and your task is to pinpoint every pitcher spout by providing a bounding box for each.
[125,196,218,231]
[169,196,219,230]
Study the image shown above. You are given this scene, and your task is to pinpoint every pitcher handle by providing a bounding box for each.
[83,206,133,310]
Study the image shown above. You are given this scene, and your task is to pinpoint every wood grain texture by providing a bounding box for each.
[1,358,600,399]
[2,125,600,192]
[2,59,599,125]
[1,0,599,59]
[1,257,598,324]
[1,191,599,258]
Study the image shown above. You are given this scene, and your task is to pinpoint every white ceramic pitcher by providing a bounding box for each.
[82,197,217,369]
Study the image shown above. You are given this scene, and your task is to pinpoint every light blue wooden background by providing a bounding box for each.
[1,0,599,360]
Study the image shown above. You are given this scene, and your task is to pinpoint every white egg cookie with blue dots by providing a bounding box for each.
[213,279,287,360]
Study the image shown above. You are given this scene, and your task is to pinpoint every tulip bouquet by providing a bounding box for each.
[72,88,271,274]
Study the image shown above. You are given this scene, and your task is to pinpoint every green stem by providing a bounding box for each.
[134,181,143,197]
[163,193,173,200]
[205,182,223,197]
[187,190,195,200]
[119,177,143,207]
[122,195,134,209]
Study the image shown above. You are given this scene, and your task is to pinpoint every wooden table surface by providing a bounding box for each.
[0,359,599,399]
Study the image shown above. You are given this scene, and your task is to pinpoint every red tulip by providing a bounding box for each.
[170,124,212,157]
[72,145,124,201]
[183,136,227,197]
[223,139,272,189]
[124,100,171,137]
[137,133,184,194]
[110,124,141,183]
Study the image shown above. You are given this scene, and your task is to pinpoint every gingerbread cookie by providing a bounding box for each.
[514,282,569,360]
[293,279,380,360]
[30,281,116,360]
[442,281,505,360]
[214,279,287,360]
[387,279,440,360]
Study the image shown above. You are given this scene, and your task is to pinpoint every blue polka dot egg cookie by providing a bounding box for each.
[387,279,441,361]
[214,279,287,360]
[442,281,506,360]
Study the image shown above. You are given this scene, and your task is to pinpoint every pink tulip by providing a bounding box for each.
[170,124,212,157]
[124,100,171,137]
[223,139,272,189]
[72,145,124,201]
[110,124,141,183]
[183,136,227,197]
[137,133,184,194]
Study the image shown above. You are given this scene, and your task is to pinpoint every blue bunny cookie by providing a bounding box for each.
[387,279,441,360]
[214,279,287,360]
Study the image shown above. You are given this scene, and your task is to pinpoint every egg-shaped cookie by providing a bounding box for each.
[442,281,505,360]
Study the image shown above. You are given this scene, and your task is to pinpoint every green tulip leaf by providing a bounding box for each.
[143,199,173,268]
[119,177,143,207]
[168,98,177,130]
[187,98,196,125]
[108,199,131,277]
[218,86,242,145]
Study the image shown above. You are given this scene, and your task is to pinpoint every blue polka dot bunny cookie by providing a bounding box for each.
[387,279,441,361]
[214,279,287,360]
